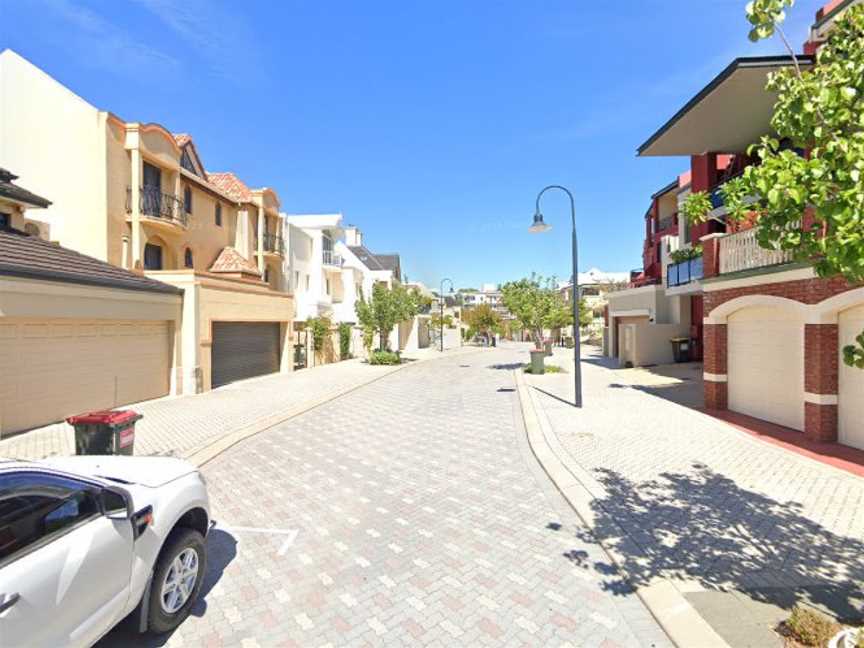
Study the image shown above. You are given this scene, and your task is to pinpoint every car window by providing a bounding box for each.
[0,472,100,565]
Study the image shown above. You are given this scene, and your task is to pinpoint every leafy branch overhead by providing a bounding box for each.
[684,3,864,284]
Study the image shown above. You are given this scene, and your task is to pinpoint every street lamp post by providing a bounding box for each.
[529,185,582,408]
[439,277,454,352]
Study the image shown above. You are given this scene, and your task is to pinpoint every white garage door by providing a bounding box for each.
[839,304,864,450]
[0,319,171,435]
[728,306,804,431]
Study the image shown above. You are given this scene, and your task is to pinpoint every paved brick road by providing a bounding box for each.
[102,348,669,647]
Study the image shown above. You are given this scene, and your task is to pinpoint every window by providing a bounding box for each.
[325,279,331,295]
[215,203,222,226]
[264,268,271,284]
[184,247,194,269]
[305,275,310,291]
[294,271,300,290]
[183,186,192,215]
[0,472,100,564]
[144,243,163,270]
[0,212,9,229]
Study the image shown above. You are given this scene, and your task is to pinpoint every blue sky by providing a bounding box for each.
[2,0,818,289]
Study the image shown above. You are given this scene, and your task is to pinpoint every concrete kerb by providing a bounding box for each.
[513,368,730,648]
[188,345,486,468]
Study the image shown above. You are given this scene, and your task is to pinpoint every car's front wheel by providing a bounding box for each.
[147,528,207,634]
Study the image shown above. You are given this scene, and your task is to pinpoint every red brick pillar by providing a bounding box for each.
[699,233,723,279]
[804,323,838,442]
[703,323,727,410]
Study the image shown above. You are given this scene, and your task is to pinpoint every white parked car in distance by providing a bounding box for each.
[0,455,210,647]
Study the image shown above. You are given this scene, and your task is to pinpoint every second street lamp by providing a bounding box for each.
[529,185,583,408]
[439,277,454,352]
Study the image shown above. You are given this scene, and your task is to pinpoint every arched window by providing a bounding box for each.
[184,247,193,269]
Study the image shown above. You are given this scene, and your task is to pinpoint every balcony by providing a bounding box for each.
[719,227,794,275]
[667,256,704,287]
[126,186,187,229]
[259,232,284,256]
[658,214,677,232]
[322,250,343,267]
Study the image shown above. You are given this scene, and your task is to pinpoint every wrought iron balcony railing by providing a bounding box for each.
[126,186,187,228]
[260,232,285,255]
[322,250,343,267]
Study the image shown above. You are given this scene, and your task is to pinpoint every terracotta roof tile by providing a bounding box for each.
[173,133,192,147]
[207,172,252,202]
[209,246,261,277]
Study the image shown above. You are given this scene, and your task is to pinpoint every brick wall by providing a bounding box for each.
[704,275,859,443]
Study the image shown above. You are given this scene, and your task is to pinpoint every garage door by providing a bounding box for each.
[728,306,804,431]
[211,322,280,388]
[0,319,170,435]
[839,304,864,450]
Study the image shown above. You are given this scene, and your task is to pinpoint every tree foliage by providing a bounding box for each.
[306,316,331,352]
[462,304,501,338]
[500,275,573,348]
[354,283,423,352]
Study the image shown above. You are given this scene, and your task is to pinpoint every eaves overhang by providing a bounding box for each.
[637,55,814,157]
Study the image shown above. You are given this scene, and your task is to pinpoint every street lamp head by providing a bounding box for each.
[528,212,551,234]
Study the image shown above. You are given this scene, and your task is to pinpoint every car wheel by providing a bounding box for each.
[147,528,207,634]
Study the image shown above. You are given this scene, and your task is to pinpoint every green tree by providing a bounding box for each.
[500,275,573,349]
[462,304,501,339]
[355,283,423,352]
[682,1,864,367]
[306,316,331,352]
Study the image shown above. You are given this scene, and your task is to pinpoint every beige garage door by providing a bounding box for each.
[0,319,171,435]
[728,306,804,431]
[839,304,864,450]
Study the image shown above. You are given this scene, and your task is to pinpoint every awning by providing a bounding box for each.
[637,56,814,157]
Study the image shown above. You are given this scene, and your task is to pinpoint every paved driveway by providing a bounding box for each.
[102,348,669,647]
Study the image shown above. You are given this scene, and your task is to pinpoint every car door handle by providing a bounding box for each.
[0,592,19,614]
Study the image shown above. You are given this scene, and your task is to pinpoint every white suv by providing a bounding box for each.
[0,455,210,647]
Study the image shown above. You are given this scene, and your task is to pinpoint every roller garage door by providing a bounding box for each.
[728,306,804,431]
[211,322,280,388]
[839,304,864,450]
[0,319,171,435]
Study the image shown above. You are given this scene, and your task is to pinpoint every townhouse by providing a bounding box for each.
[0,169,183,435]
[615,0,864,450]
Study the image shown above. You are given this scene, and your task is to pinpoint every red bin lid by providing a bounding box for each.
[66,410,141,426]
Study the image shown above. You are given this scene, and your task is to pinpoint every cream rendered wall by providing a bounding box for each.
[0,50,108,259]
[145,272,293,392]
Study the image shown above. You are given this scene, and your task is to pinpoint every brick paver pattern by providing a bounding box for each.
[527,345,864,598]
[101,349,670,647]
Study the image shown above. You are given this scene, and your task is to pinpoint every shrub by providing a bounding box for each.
[523,364,566,375]
[783,605,840,647]
[338,323,352,360]
[306,316,331,352]
[369,350,401,366]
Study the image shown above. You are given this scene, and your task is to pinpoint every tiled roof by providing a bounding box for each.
[173,133,192,147]
[209,246,261,277]
[207,172,252,202]
[374,254,400,273]
[0,228,181,295]
[0,168,51,208]
[348,245,386,271]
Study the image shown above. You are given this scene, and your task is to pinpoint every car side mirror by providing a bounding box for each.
[101,486,133,520]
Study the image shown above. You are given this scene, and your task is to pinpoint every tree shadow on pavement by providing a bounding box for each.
[567,465,864,623]
[96,528,238,647]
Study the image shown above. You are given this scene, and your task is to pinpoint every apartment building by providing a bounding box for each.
[631,0,864,449]
[0,50,293,395]
[0,169,183,436]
